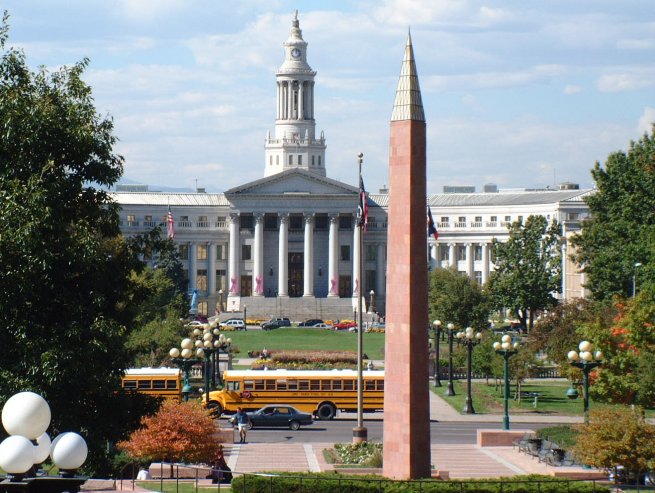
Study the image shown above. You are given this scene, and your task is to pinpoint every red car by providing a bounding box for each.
[334,321,357,330]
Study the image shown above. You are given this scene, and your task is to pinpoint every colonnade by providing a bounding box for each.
[277,80,315,122]
[429,242,492,284]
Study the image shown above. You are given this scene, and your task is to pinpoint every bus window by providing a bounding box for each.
[276,380,287,391]
[227,381,240,391]
[265,380,276,390]
[299,380,310,391]
[344,380,354,391]
[288,380,298,391]
[138,380,152,390]
[376,380,384,391]
[365,380,375,391]
[254,380,265,390]
[332,380,342,391]
[244,380,255,391]
[123,380,137,389]
[310,380,320,391]
[167,380,178,389]
[153,380,166,389]
[321,380,332,391]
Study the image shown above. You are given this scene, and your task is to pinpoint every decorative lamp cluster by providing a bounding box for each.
[0,392,88,479]
[493,334,520,352]
[456,326,482,341]
[169,322,232,361]
[567,340,603,363]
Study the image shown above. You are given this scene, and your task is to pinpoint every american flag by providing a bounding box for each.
[166,205,175,239]
[357,175,368,232]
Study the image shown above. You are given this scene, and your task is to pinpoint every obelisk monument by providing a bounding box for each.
[382,32,431,479]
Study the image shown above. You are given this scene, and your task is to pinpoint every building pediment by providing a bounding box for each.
[224,169,358,197]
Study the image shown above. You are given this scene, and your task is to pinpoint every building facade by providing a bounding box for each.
[113,15,591,320]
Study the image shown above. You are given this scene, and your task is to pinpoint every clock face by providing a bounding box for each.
[291,48,301,59]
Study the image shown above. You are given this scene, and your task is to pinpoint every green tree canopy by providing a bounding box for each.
[0,14,148,473]
[486,215,562,330]
[428,267,490,330]
[571,127,655,300]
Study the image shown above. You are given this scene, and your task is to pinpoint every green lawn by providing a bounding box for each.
[432,380,654,416]
[225,328,386,361]
[138,480,229,492]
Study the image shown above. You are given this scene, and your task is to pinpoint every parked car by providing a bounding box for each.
[221,318,246,330]
[312,323,332,329]
[244,405,313,430]
[334,320,357,330]
[261,317,291,330]
[298,319,324,327]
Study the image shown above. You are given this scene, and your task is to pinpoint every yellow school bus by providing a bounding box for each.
[201,369,384,420]
[121,368,182,401]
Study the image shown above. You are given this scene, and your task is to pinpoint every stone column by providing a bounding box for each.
[376,243,386,298]
[303,212,315,297]
[253,213,264,296]
[228,213,240,296]
[466,243,474,277]
[208,242,216,295]
[188,242,197,292]
[328,213,339,297]
[299,81,304,120]
[481,242,490,285]
[352,224,360,299]
[430,244,438,271]
[278,213,289,297]
[448,243,456,268]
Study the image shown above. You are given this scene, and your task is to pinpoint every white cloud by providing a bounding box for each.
[563,85,582,95]
[637,107,655,135]
[115,0,186,23]
[617,38,655,50]
[597,69,655,92]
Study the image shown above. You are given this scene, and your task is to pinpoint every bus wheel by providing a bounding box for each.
[289,420,300,431]
[207,401,223,418]
[317,403,336,420]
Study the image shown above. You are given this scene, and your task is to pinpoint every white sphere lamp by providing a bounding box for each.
[2,391,51,439]
[0,435,35,474]
[51,432,88,471]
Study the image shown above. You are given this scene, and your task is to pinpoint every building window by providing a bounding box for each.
[340,245,351,261]
[127,214,137,227]
[216,243,226,260]
[197,270,207,291]
[318,156,321,166]
[197,244,208,260]
[216,269,226,292]
[179,244,189,260]
[457,245,467,261]
[264,215,278,230]
[518,216,523,223]
[491,216,497,222]
[440,217,449,223]
[240,215,254,230]
[289,215,303,230]
[269,156,272,165]
[474,271,482,285]
[312,155,315,166]
[365,270,376,295]
[197,215,208,228]
[474,245,483,261]
[298,155,302,165]
[288,155,293,165]
[216,216,227,228]
[339,215,353,230]
[241,244,251,261]
[314,214,328,230]
[441,249,449,261]
[366,244,377,261]
[276,155,279,165]
[568,213,579,220]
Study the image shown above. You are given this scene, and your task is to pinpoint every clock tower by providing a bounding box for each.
[265,11,326,177]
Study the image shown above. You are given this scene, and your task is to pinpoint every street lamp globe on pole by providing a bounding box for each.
[446,322,456,396]
[432,320,443,387]
[493,335,519,430]
[567,340,603,422]
[633,262,643,298]
[458,327,482,414]
[169,337,200,402]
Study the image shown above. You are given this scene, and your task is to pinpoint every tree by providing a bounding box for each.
[0,14,147,473]
[117,400,220,477]
[428,267,490,330]
[486,215,562,330]
[571,127,655,301]
[572,407,655,484]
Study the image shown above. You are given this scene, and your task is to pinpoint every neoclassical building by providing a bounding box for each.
[113,15,591,320]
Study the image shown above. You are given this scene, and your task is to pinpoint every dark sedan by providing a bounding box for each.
[246,405,314,430]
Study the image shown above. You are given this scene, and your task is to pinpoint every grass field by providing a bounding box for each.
[225,328,386,361]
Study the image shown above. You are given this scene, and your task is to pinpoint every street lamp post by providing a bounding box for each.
[493,335,519,430]
[369,290,375,315]
[169,337,201,402]
[190,324,232,406]
[457,327,482,414]
[633,262,642,298]
[568,340,603,422]
[446,323,456,396]
[432,320,443,387]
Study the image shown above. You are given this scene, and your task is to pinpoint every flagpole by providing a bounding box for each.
[353,152,367,443]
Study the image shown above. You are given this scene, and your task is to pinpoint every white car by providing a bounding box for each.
[311,323,332,329]
[221,319,247,330]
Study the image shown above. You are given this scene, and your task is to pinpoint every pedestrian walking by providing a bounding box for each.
[233,407,251,443]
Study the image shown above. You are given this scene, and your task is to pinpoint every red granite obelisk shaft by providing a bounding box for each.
[382,32,431,480]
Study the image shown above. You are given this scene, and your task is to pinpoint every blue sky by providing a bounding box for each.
[4,0,654,193]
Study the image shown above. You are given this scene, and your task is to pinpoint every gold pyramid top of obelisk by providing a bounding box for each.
[391,30,425,122]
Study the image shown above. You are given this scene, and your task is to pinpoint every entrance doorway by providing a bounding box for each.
[240,275,252,297]
[339,275,352,298]
[288,252,303,297]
